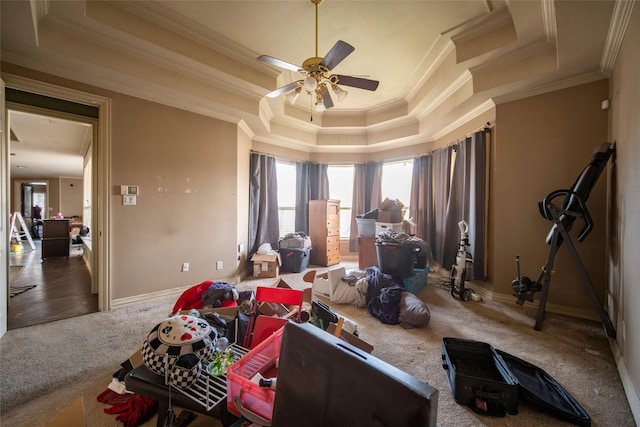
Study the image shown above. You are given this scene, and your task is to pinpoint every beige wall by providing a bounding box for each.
[489,80,610,316]
[9,177,82,220]
[109,94,239,299]
[59,177,83,217]
[609,4,640,417]
[236,127,252,271]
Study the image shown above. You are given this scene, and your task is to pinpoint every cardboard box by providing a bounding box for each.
[251,252,280,278]
[379,197,404,212]
[180,305,241,318]
[308,266,346,300]
[46,397,86,427]
[327,323,373,353]
[403,218,417,235]
[377,210,403,223]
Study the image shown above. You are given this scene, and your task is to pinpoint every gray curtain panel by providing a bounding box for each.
[409,154,435,247]
[442,130,487,279]
[295,162,329,234]
[432,147,453,266]
[248,152,280,254]
[350,162,382,252]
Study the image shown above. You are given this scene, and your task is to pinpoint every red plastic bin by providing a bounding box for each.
[227,326,283,421]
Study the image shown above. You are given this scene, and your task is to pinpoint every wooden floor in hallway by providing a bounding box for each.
[7,239,97,330]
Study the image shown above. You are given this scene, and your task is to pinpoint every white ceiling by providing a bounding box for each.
[8,110,91,179]
[1,0,626,177]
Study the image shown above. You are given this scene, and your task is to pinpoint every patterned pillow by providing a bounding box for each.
[141,315,216,388]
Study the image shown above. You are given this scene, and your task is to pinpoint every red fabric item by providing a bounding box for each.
[171,280,214,314]
[105,394,157,427]
[97,388,136,406]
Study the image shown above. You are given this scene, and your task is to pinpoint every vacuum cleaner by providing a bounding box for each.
[450,220,474,301]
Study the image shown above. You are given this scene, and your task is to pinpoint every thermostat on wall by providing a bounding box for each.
[120,185,139,196]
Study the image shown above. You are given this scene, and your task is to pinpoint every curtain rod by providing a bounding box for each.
[250,150,328,165]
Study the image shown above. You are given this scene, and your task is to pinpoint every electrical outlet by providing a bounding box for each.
[182,262,189,272]
[216,261,223,270]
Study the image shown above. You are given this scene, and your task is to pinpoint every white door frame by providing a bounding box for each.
[1,78,8,338]
[2,73,112,312]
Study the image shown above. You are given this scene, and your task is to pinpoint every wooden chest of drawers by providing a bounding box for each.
[309,199,341,267]
[358,236,379,269]
[42,219,70,260]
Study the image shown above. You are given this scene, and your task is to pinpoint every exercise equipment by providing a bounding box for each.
[450,220,474,301]
[512,142,616,337]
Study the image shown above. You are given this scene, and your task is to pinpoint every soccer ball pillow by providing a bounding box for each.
[141,314,216,388]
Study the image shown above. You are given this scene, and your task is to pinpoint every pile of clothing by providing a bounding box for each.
[326,266,431,329]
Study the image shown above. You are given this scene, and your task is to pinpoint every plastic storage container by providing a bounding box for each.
[375,222,403,235]
[356,218,376,237]
[227,326,283,420]
[375,242,419,278]
[279,247,311,273]
[402,268,428,294]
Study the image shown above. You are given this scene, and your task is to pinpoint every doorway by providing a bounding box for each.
[7,108,96,329]
[2,75,112,334]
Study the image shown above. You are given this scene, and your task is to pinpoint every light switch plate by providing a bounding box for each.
[123,195,136,205]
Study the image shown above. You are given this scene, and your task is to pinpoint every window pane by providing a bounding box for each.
[381,161,413,215]
[328,165,354,237]
[276,161,296,237]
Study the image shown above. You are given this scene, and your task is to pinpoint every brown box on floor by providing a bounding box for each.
[251,253,280,278]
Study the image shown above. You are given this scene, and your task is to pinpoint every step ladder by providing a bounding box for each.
[9,212,36,250]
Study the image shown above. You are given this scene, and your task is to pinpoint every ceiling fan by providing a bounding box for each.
[257,0,379,112]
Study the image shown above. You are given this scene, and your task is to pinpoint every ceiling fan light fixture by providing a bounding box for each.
[304,75,318,92]
[257,0,378,114]
[285,87,302,104]
[332,84,348,101]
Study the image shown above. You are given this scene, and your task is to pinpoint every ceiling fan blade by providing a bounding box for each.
[265,80,303,98]
[257,55,302,72]
[334,75,380,91]
[319,40,355,70]
[321,86,334,109]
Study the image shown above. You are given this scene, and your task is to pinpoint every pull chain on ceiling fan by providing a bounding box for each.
[258,0,379,112]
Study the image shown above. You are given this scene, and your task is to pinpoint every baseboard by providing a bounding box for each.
[111,271,251,309]
[610,339,640,425]
[111,286,186,308]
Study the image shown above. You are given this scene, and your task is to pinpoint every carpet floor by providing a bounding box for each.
[0,267,635,427]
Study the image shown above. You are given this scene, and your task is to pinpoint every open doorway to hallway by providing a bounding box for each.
[7,107,97,329]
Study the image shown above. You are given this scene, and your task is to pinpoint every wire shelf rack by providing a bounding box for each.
[175,343,250,411]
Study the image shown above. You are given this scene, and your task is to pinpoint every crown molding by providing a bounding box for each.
[541,0,557,44]
[601,0,636,75]
[432,99,495,141]
[31,0,50,46]
[492,70,608,106]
